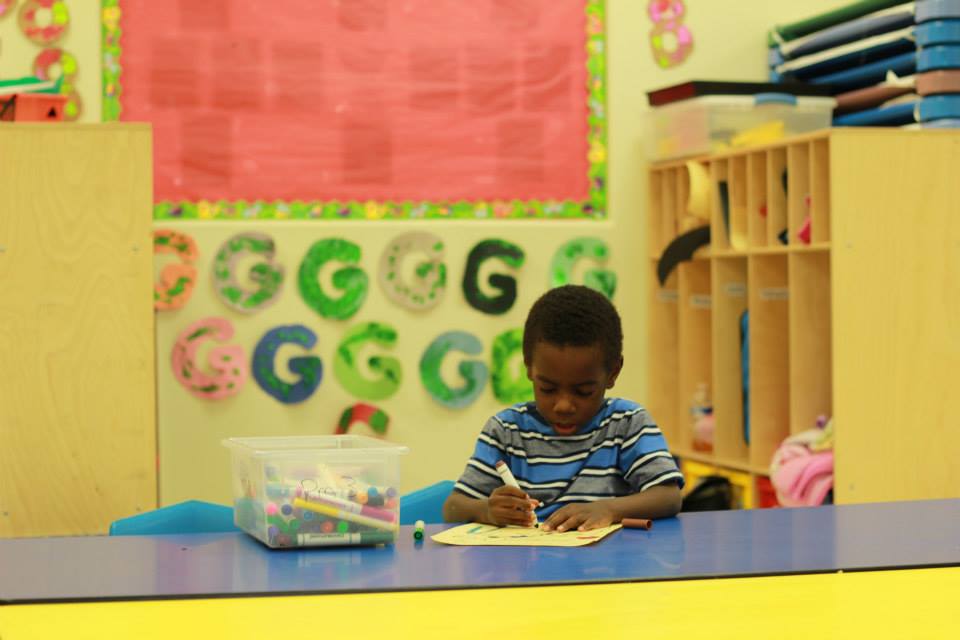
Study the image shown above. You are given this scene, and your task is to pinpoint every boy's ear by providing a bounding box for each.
[525,362,533,381]
[606,357,624,388]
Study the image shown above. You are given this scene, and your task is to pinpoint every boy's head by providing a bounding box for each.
[522,285,623,435]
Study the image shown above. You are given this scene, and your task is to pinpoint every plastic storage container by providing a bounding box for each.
[648,94,836,160]
[223,435,409,549]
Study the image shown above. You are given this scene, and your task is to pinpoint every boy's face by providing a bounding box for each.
[526,340,621,435]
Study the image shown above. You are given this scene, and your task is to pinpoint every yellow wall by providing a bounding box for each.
[0,1,102,121]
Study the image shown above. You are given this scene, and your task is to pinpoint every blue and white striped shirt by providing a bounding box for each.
[453,398,684,518]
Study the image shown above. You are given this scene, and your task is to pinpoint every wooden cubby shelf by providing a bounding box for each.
[647,129,960,507]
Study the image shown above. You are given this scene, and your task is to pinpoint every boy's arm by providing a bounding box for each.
[443,491,491,524]
[541,483,682,532]
[604,483,682,520]
[443,487,539,526]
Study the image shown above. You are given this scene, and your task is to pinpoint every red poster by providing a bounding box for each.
[118,0,590,204]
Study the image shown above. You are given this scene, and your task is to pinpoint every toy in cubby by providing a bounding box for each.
[224,435,407,548]
[681,459,754,509]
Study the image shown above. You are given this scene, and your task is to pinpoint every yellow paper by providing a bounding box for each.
[431,523,622,547]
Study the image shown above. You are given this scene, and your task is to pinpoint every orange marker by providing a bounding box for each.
[622,518,653,530]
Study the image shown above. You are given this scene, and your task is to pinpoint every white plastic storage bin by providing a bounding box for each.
[223,435,409,549]
[648,94,836,160]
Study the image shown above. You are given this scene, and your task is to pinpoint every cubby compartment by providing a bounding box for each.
[677,162,691,227]
[676,261,713,454]
[786,143,810,247]
[809,139,831,245]
[729,155,748,251]
[648,264,679,445]
[648,129,960,506]
[789,252,832,434]
[747,153,768,248]
[766,147,788,247]
[710,159,731,251]
[711,257,749,464]
[661,168,678,256]
[747,255,790,470]
[648,171,663,256]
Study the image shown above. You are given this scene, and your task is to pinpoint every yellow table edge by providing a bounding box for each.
[2,567,959,639]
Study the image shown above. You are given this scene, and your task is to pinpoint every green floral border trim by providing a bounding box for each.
[101,0,607,221]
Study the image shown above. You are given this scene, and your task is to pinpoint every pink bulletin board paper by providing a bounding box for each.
[107,0,607,220]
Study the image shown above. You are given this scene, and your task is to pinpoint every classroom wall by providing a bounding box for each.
[156,0,848,505]
[3,1,849,508]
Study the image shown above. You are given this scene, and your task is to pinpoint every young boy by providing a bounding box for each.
[443,285,683,532]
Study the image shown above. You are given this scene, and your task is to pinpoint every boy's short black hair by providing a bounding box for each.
[522,285,623,372]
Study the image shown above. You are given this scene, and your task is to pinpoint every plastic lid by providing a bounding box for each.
[222,435,409,457]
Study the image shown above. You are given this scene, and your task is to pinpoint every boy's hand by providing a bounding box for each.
[541,502,617,532]
[484,486,538,527]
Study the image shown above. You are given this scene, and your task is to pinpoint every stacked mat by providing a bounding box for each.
[769,0,960,127]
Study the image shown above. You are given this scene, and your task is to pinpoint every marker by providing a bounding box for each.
[297,531,396,546]
[413,519,425,541]
[293,498,399,532]
[303,490,398,523]
[622,518,653,530]
[494,461,539,526]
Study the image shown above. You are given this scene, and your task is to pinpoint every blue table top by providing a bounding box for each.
[3,499,960,604]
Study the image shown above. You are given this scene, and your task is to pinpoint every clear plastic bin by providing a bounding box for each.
[648,94,836,160]
[223,435,409,549]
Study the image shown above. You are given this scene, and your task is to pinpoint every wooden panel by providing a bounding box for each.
[831,130,960,504]
[0,124,156,536]
[677,261,712,453]
[711,257,749,463]
[809,139,831,244]
[786,143,810,246]
[766,148,788,246]
[789,251,832,434]
[748,255,789,470]
[649,171,664,256]
[648,265,679,444]
[747,153,767,248]
[729,156,748,251]
[677,162,690,224]
[710,160,730,251]
[661,169,678,255]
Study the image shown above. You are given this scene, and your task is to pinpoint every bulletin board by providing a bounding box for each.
[101,0,608,220]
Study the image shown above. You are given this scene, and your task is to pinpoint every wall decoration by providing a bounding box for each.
[462,239,526,315]
[251,325,323,404]
[103,0,607,221]
[0,1,18,19]
[171,317,247,400]
[648,0,693,69]
[549,237,616,299]
[490,328,533,405]
[212,232,285,314]
[378,232,446,311]
[420,331,488,409]
[298,238,368,320]
[335,403,390,436]
[333,322,401,401]
[18,0,68,45]
[33,46,81,120]
[153,229,198,311]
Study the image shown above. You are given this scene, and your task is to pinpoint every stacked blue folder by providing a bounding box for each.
[769,0,960,128]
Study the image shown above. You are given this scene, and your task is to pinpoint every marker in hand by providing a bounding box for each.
[495,460,541,527]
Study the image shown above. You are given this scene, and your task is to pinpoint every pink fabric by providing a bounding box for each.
[772,449,834,507]
[119,0,589,202]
